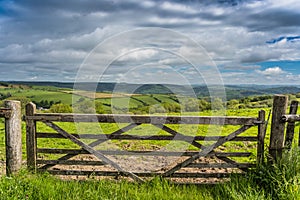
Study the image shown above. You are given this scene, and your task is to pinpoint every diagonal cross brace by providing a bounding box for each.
[154,124,204,149]
[40,123,140,170]
[44,121,144,183]
[88,123,141,148]
[154,124,250,172]
[163,125,252,177]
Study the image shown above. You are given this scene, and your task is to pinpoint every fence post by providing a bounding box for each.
[257,110,266,164]
[284,100,298,149]
[269,95,288,162]
[4,100,22,175]
[299,128,300,148]
[26,102,37,171]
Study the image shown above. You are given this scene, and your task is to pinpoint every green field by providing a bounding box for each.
[0,83,300,199]
[0,87,83,106]
[0,149,299,200]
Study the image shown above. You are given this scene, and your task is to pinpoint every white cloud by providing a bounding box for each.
[0,0,300,84]
[256,67,286,76]
[268,0,300,9]
[118,49,158,62]
[139,1,155,8]
[160,2,198,14]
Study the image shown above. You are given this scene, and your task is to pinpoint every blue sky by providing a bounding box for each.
[0,0,300,85]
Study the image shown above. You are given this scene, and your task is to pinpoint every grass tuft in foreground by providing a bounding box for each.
[0,172,213,200]
[215,148,300,200]
[0,148,299,200]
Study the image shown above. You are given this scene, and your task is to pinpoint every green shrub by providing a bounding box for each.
[49,103,72,113]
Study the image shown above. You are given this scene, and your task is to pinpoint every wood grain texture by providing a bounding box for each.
[25,103,37,171]
[4,101,22,175]
[257,110,266,164]
[25,114,259,125]
[269,95,288,161]
[284,101,298,149]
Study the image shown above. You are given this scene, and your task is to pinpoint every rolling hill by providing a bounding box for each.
[5,81,300,100]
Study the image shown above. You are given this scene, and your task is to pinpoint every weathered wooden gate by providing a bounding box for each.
[269,95,300,161]
[0,101,22,175]
[25,102,266,183]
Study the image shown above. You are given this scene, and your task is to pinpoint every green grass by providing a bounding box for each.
[152,94,179,104]
[0,88,82,105]
[1,148,299,199]
[1,106,289,167]
[97,94,181,113]
[0,112,299,199]
[31,109,260,162]
[0,107,270,162]
[0,172,214,200]
[0,88,299,199]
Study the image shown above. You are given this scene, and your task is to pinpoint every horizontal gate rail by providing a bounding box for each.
[25,102,266,183]
[42,170,237,178]
[281,114,300,122]
[36,133,258,141]
[37,149,252,157]
[0,108,12,118]
[25,113,261,125]
[44,121,144,182]
[163,125,253,177]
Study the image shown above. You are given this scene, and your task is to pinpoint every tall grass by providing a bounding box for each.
[250,148,300,199]
[0,172,214,200]
[0,148,299,200]
[217,148,300,200]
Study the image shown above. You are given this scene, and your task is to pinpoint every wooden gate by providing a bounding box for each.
[25,102,266,183]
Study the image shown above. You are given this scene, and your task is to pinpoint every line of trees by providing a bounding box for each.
[45,94,277,114]
[0,93,279,115]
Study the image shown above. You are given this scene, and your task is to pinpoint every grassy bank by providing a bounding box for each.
[0,148,299,200]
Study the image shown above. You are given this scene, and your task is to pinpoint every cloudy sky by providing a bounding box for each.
[0,0,300,85]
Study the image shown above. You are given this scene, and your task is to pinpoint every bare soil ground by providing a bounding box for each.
[0,153,242,184]
[42,154,240,184]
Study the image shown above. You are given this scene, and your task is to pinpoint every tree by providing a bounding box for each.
[95,101,105,114]
[182,98,199,112]
[211,98,224,110]
[73,100,94,113]
[149,104,166,114]
[199,99,210,111]
[162,102,180,113]
[73,99,104,114]
[49,103,72,113]
[227,99,239,109]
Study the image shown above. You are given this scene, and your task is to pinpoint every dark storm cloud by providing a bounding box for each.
[0,0,154,45]
[227,9,300,32]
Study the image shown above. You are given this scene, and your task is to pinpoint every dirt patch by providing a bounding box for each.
[41,154,242,184]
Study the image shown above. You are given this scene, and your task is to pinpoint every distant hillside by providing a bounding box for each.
[6,81,300,100]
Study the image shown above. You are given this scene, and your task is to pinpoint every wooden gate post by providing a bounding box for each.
[284,100,298,149]
[257,110,266,164]
[26,103,37,171]
[4,100,22,175]
[269,95,288,162]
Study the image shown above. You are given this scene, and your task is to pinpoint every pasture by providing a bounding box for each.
[0,84,299,199]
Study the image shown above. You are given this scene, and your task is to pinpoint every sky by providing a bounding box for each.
[0,0,300,85]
